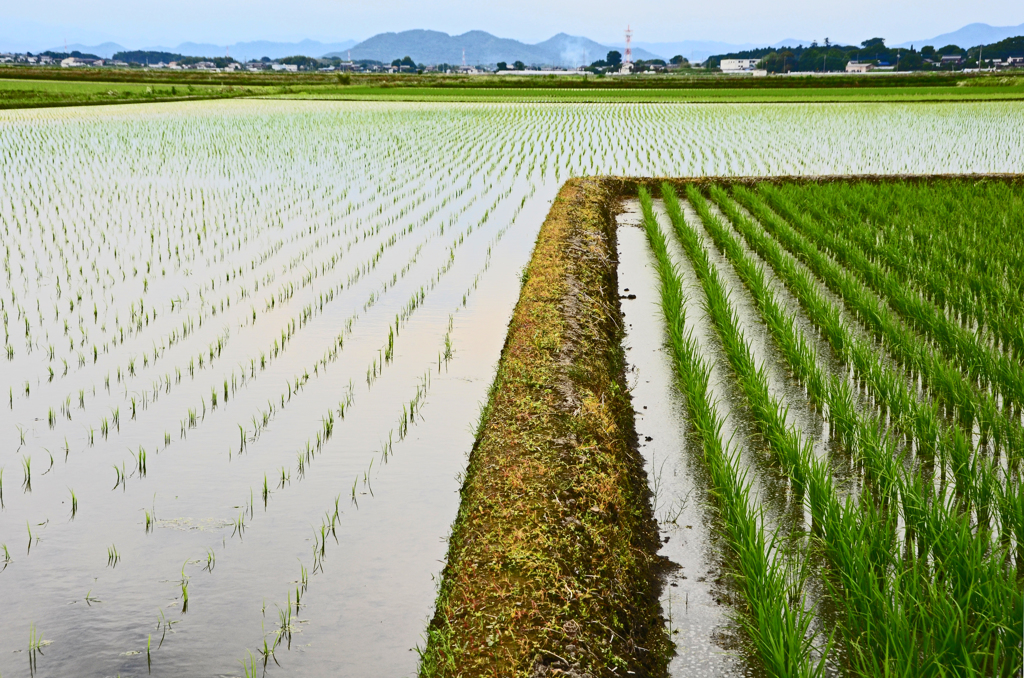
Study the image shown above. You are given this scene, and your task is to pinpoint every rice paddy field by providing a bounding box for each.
[619,177,1024,675]
[1,99,1023,677]
[272,81,1024,103]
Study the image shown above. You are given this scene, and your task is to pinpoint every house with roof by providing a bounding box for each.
[845,60,874,73]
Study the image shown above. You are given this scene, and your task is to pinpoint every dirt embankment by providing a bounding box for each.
[420,178,671,677]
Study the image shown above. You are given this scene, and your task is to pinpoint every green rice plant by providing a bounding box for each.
[180,560,190,613]
[112,462,126,491]
[733,186,1016,452]
[69,487,77,519]
[696,183,1023,673]
[134,447,147,477]
[28,621,49,669]
[765,185,1024,405]
[233,511,246,539]
[238,649,259,678]
[639,187,824,677]
[107,544,119,567]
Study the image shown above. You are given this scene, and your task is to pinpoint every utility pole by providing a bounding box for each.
[624,25,632,69]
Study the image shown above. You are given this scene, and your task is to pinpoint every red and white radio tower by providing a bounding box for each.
[624,25,633,65]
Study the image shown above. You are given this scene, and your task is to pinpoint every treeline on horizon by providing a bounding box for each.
[706,35,1024,72]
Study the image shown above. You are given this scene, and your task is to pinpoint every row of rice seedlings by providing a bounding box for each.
[278,204,512,518]
[230,196,509,527]
[239,183,521,463]
[759,184,1024,417]
[684,184,1024,673]
[710,186,1019,533]
[240,234,510,654]
[638,188,823,677]
[13,195,475,501]
[8,102,1015,440]
[798,181,1024,360]
[732,186,1023,460]
[669,184,913,671]
[1,120,444,383]
[4,129,493,446]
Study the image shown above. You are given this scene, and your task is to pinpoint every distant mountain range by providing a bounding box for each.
[328,30,661,66]
[21,21,1024,65]
[893,22,1024,49]
[47,39,358,60]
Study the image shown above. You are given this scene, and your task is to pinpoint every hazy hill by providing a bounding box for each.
[171,39,357,60]
[45,39,357,61]
[50,42,126,58]
[894,22,1024,49]
[333,30,661,66]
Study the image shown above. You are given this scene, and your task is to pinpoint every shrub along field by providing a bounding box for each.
[0,99,1022,677]
[636,177,1023,675]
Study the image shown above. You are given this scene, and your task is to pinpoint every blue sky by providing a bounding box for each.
[3,0,1022,51]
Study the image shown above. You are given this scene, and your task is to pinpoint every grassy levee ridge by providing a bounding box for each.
[2,65,1024,107]
[420,178,672,677]
[425,174,1024,676]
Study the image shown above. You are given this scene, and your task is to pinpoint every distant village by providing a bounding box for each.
[2,34,1022,75]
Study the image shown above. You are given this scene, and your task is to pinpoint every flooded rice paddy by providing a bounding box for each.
[1,99,1023,677]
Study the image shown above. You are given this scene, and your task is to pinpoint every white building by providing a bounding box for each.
[845,61,874,73]
[271,63,298,72]
[720,58,759,73]
[61,57,97,67]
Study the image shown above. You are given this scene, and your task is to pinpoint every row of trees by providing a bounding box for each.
[711,36,1024,73]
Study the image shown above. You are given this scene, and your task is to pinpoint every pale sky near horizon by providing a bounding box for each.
[3,0,1022,50]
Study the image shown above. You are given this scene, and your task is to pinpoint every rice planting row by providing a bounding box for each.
[633,178,1023,676]
[2,99,1023,677]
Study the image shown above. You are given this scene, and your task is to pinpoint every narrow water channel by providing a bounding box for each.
[616,202,759,677]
